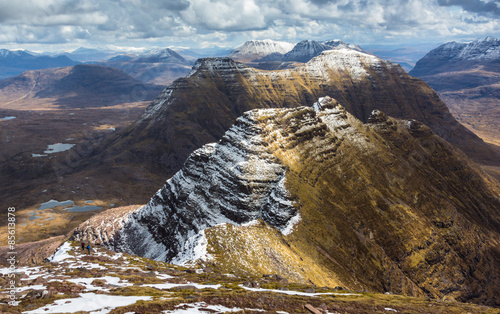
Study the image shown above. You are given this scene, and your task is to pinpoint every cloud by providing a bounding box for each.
[437,0,500,16]
[0,0,499,49]
[181,0,267,31]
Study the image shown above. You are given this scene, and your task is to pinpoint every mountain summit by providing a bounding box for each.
[228,39,295,62]
[75,97,500,305]
[228,39,366,64]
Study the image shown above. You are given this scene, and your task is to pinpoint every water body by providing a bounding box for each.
[0,116,16,121]
[29,212,42,220]
[44,143,75,154]
[67,206,102,212]
[32,154,48,158]
[39,200,75,210]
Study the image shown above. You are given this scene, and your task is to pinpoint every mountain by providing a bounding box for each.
[58,47,119,62]
[227,39,367,69]
[92,49,497,182]
[0,64,164,109]
[409,37,500,145]
[101,48,193,85]
[0,49,79,80]
[282,39,367,63]
[228,39,295,62]
[74,97,500,305]
[6,48,499,245]
[174,46,234,62]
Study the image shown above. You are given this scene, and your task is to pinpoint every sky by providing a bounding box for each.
[0,0,498,52]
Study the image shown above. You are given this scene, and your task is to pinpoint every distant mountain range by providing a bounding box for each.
[227,39,368,68]
[56,47,119,62]
[0,64,163,109]
[0,49,79,80]
[0,47,197,85]
[99,48,193,85]
[228,39,295,62]
[410,36,500,146]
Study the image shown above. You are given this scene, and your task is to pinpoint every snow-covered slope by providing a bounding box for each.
[228,39,295,62]
[283,39,369,63]
[411,36,500,76]
[132,48,189,64]
[438,36,500,61]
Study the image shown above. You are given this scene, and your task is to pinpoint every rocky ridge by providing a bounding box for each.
[75,97,500,305]
[102,48,495,181]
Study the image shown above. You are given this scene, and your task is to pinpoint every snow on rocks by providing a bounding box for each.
[162,301,269,313]
[109,108,300,263]
[23,293,152,314]
[239,285,361,297]
[48,242,74,262]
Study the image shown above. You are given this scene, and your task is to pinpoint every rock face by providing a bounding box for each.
[94,48,497,183]
[74,97,500,306]
[410,37,500,146]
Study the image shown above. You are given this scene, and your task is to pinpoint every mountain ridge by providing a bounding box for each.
[74,97,500,305]
[0,49,79,80]
[100,48,496,181]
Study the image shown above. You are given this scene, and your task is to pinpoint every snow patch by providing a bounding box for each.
[281,212,301,236]
[48,242,74,262]
[23,293,151,314]
[163,301,264,313]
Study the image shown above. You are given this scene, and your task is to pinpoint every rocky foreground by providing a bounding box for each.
[1,240,499,313]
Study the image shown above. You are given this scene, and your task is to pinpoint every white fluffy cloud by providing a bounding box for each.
[0,0,499,49]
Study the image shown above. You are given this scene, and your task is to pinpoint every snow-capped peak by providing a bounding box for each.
[438,36,500,61]
[0,49,32,58]
[228,39,295,62]
[133,47,187,63]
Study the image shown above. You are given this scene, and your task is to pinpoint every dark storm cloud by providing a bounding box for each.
[437,0,500,16]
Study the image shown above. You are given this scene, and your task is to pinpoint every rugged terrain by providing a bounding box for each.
[93,48,498,185]
[3,240,498,313]
[410,36,500,146]
[74,98,500,306]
